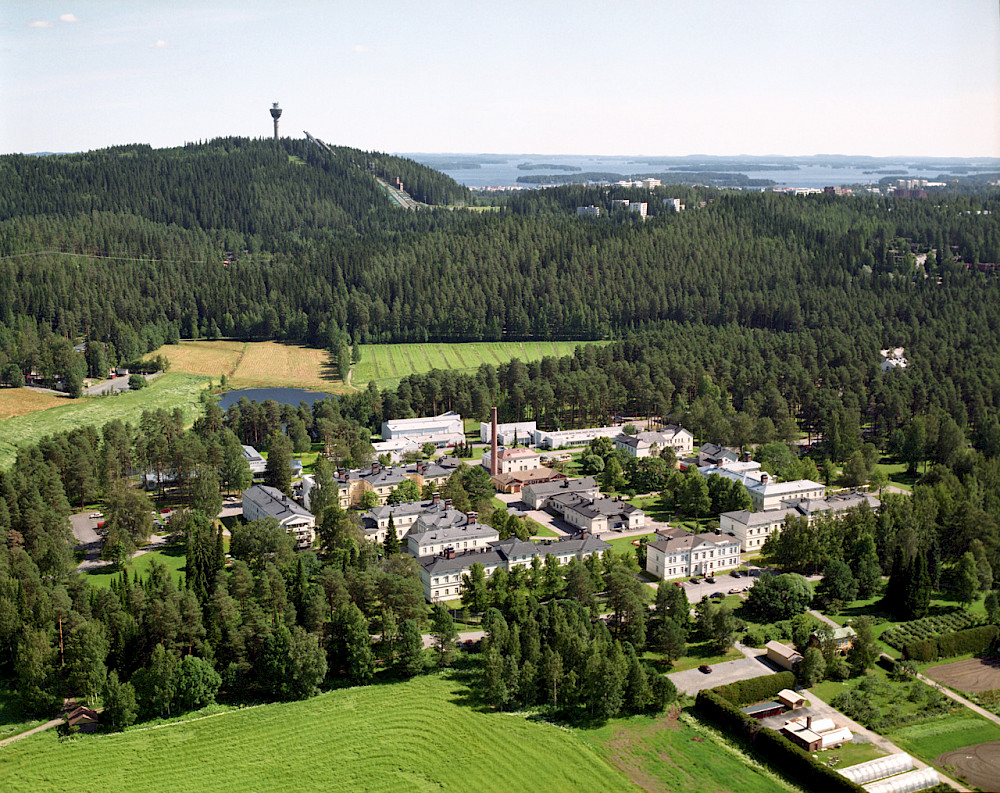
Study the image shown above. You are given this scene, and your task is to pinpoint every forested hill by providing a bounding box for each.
[0,137,471,244]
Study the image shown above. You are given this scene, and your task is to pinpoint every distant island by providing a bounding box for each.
[516,171,777,187]
[517,162,583,172]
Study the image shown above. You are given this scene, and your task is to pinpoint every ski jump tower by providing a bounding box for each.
[269,102,282,141]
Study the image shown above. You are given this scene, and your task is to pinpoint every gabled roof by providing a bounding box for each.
[243,485,314,523]
[523,476,599,497]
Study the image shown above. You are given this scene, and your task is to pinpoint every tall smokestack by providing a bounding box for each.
[490,407,499,476]
[269,102,282,141]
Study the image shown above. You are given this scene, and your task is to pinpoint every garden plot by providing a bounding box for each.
[937,740,1000,791]
[926,656,1000,694]
[881,612,983,651]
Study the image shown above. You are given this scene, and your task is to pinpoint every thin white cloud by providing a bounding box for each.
[29,20,54,28]
[150,39,167,49]
[352,44,371,53]
[60,14,81,23]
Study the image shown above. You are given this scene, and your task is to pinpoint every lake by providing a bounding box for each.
[217,388,336,411]
[403,153,1000,190]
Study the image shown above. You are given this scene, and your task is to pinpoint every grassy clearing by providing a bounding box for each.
[645,641,743,673]
[0,388,68,420]
[82,545,187,589]
[0,674,636,793]
[146,340,245,380]
[581,710,796,793]
[874,458,919,492]
[0,373,210,470]
[823,741,887,769]
[353,341,605,388]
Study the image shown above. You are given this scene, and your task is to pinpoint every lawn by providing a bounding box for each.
[82,544,187,589]
[0,372,211,470]
[604,533,656,559]
[823,741,887,769]
[581,711,797,793]
[874,458,919,492]
[353,341,605,389]
[0,674,638,793]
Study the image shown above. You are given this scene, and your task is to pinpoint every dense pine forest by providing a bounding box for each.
[1,137,1000,740]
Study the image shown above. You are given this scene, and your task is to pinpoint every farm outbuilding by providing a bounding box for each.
[776,689,805,710]
[740,701,784,720]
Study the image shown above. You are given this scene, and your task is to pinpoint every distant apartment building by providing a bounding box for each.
[548,493,645,535]
[576,205,601,217]
[614,426,693,459]
[533,425,626,450]
[698,461,824,512]
[641,178,661,189]
[720,492,880,553]
[629,201,647,218]
[360,495,465,544]
[480,420,536,446]
[381,411,463,440]
[419,535,611,602]
[481,446,542,475]
[301,460,453,510]
[663,198,685,212]
[521,476,601,510]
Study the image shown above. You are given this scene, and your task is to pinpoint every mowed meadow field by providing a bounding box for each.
[0,373,210,469]
[1,675,634,793]
[148,339,606,393]
[354,340,603,389]
[0,674,793,793]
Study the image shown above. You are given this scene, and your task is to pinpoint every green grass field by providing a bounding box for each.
[0,674,636,793]
[352,341,605,389]
[888,714,1000,759]
[82,545,187,589]
[0,373,210,470]
[581,711,796,793]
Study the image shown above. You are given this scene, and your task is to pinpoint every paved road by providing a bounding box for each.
[668,643,778,696]
[84,372,158,396]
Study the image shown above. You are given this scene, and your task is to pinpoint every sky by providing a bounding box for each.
[2,1,999,157]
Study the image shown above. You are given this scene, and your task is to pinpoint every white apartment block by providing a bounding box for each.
[533,425,625,449]
[698,461,824,512]
[242,485,316,549]
[721,492,881,553]
[381,411,463,440]
[481,446,542,474]
[614,426,693,458]
[576,205,601,217]
[480,420,536,445]
[645,529,741,580]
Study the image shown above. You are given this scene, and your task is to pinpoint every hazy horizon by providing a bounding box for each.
[3,1,998,158]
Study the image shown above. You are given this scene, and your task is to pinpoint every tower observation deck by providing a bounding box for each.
[269,102,282,141]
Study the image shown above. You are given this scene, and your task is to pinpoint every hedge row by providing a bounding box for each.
[696,674,866,793]
[902,625,1000,662]
[711,672,797,707]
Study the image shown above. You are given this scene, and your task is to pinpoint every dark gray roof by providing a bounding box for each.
[408,521,496,545]
[555,494,640,520]
[526,476,599,498]
[421,548,504,575]
[243,485,313,521]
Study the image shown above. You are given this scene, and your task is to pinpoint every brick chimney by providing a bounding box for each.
[466,511,478,525]
[761,472,769,484]
[444,547,455,560]
[806,716,812,730]
[372,463,379,474]
[432,492,440,504]
[490,406,499,476]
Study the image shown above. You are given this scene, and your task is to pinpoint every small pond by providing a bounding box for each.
[217,388,336,411]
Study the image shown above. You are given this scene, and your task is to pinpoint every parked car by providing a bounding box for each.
[89,511,103,519]
[710,591,725,600]
[728,587,741,594]
[705,576,716,584]
[730,570,741,578]
[698,664,712,674]
[673,581,684,588]
[689,577,701,584]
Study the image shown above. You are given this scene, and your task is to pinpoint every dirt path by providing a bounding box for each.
[0,718,62,748]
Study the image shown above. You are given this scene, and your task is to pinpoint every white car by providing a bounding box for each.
[90,512,103,519]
